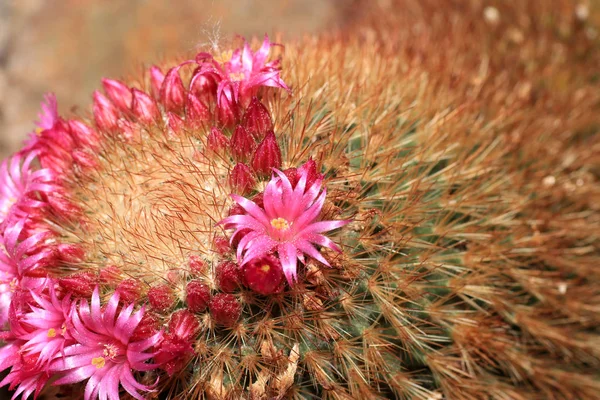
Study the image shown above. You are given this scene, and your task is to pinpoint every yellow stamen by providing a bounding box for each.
[270,218,290,231]
[47,328,57,338]
[260,264,271,273]
[60,324,67,335]
[92,357,106,369]
[214,50,233,63]
[35,127,43,135]
[229,72,245,82]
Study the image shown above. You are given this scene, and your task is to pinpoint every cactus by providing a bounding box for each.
[1,1,600,399]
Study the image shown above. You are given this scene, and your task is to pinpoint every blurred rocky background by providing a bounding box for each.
[0,0,349,158]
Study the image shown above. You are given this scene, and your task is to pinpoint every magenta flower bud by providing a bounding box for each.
[242,97,273,140]
[186,280,211,313]
[131,88,160,123]
[92,91,119,131]
[186,94,210,125]
[68,120,99,150]
[230,125,256,163]
[251,130,282,177]
[217,95,239,127]
[297,157,323,189]
[190,69,217,100]
[101,78,132,111]
[168,309,200,341]
[148,285,174,312]
[58,271,97,297]
[116,278,142,303]
[213,235,230,255]
[207,126,230,154]
[210,293,241,327]
[216,261,241,293]
[149,65,165,99]
[56,243,85,263]
[131,312,160,341]
[99,264,121,284]
[117,119,137,141]
[283,167,299,187]
[188,255,206,276]
[72,149,98,170]
[243,254,284,295]
[167,112,184,135]
[160,66,186,113]
[229,163,256,195]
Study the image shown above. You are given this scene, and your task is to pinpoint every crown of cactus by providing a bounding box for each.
[1,1,600,398]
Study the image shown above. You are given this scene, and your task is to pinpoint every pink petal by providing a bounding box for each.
[278,242,298,284]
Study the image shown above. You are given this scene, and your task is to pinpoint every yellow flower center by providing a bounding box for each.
[229,72,245,82]
[103,344,119,359]
[214,50,233,63]
[92,357,106,369]
[47,328,57,338]
[260,264,271,273]
[270,218,290,231]
[61,324,67,335]
[35,127,43,135]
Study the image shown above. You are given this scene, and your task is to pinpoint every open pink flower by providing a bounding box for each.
[50,287,162,400]
[19,281,74,367]
[197,35,290,108]
[220,168,348,283]
[0,152,57,228]
[0,218,54,325]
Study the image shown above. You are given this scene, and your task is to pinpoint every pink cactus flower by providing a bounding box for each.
[19,281,74,367]
[197,35,290,109]
[35,93,59,132]
[50,287,162,400]
[220,168,349,283]
[1,218,54,325]
[0,152,57,227]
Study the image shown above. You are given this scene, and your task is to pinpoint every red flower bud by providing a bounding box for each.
[228,203,245,216]
[93,91,119,131]
[298,158,323,189]
[149,65,165,99]
[188,255,206,276]
[283,167,299,187]
[99,265,121,284]
[242,97,273,140]
[117,119,137,141]
[160,66,186,113]
[72,150,98,170]
[252,193,264,209]
[56,243,85,263]
[229,163,256,195]
[116,279,142,303]
[131,312,160,341]
[217,94,239,127]
[102,78,132,111]
[148,285,175,312]
[230,125,256,163]
[186,280,211,313]
[59,271,97,297]
[68,120,99,150]
[207,127,229,154]
[167,112,184,135]
[216,261,241,293]
[251,130,282,177]
[168,309,200,341]
[213,235,230,255]
[210,293,241,327]
[243,254,284,295]
[190,69,217,101]
[186,94,210,125]
[131,88,160,124]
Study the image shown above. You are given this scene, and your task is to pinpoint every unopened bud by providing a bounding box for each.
[102,78,132,111]
[229,163,256,195]
[186,280,211,313]
[188,255,206,276]
[160,66,186,113]
[242,97,273,140]
[93,91,119,131]
[148,285,175,312]
[207,127,229,154]
[210,293,241,327]
[149,66,165,99]
[131,88,160,124]
[59,271,97,297]
[251,130,282,177]
[116,279,142,303]
[230,125,256,162]
[167,112,184,135]
[168,309,200,341]
[186,94,210,125]
[216,261,241,293]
